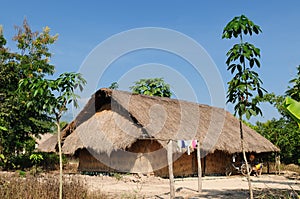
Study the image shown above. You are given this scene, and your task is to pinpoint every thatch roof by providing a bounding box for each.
[34,133,54,146]
[37,133,58,153]
[40,88,279,155]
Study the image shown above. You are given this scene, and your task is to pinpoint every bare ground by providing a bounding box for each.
[80,172,300,199]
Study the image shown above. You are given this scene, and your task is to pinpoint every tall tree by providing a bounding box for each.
[0,20,56,168]
[130,77,172,97]
[0,20,86,198]
[19,72,86,199]
[17,28,86,199]
[222,15,266,199]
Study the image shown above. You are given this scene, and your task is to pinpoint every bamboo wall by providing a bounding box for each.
[154,151,201,177]
[78,140,231,176]
[204,150,231,175]
[78,140,167,173]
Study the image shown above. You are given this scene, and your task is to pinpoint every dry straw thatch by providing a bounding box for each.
[39,88,279,156]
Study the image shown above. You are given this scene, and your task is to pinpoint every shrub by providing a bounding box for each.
[39,152,59,170]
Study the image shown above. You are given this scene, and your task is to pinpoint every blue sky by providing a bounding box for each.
[1,1,300,123]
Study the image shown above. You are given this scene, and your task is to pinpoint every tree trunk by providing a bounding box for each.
[167,140,175,198]
[197,141,202,192]
[56,121,63,199]
[239,118,253,199]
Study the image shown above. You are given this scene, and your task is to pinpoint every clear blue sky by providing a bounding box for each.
[1,1,300,123]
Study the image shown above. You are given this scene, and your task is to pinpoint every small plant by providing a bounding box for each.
[16,170,26,178]
[112,172,123,181]
[0,154,7,168]
[30,153,43,176]
[30,153,43,165]
[133,181,144,195]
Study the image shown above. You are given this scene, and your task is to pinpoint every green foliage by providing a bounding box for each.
[222,15,262,39]
[223,15,266,120]
[17,170,27,178]
[17,30,86,199]
[38,152,59,170]
[112,172,123,181]
[254,118,300,165]
[130,77,172,98]
[109,82,119,89]
[19,72,86,120]
[30,153,43,165]
[283,97,300,127]
[29,153,43,176]
[0,154,7,168]
[283,71,300,162]
[283,64,300,128]
[0,20,56,169]
[0,23,85,199]
[250,65,300,166]
[285,65,300,101]
[223,15,265,199]
[257,93,286,116]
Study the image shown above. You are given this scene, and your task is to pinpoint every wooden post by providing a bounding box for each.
[168,140,175,198]
[203,156,206,177]
[275,155,281,175]
[197,140,202,192]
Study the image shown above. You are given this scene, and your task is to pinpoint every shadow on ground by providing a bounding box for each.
[154,187,299,199]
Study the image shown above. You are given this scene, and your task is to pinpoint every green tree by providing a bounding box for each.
[1,20,86,199]
[130,77,172,97]
[251,66,300,165]
[0,20,56,169]
[19,72,86,199]
[254,118,300,165]
[257,93,285,116]
[222,15,266,199]
[109,82,119,89]
[283,97,300,164]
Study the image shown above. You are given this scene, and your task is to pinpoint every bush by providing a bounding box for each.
[10,154,33,169]
[39,152,59,170]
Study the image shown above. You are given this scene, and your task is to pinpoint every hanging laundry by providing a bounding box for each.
[177,140,182,152]
[192,140,197,149]
[177,140,197,155]
[185,140,192,155]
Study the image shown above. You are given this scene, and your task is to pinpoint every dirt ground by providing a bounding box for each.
[80,172,300,199]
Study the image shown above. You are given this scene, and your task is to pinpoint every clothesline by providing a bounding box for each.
[137,137,199,142]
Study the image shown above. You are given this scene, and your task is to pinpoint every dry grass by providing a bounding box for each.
[254,188,300,199]
[282,164,300,174]
[0,172,107,199]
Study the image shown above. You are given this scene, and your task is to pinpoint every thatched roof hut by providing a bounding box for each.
[59,88,278,154]
[39,88,279,175]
